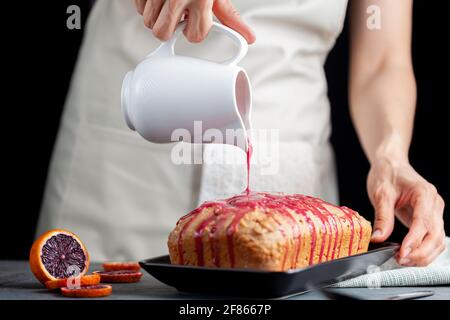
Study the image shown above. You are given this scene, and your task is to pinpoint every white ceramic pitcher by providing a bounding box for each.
[121,21,252,150]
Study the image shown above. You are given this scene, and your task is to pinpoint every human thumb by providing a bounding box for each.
[371,191,396,242]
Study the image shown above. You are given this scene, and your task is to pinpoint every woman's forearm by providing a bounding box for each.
[349,62,416,165]
[348,0,445,266]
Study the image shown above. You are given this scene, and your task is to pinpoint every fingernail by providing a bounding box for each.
[371,229,382,239]
[399,258,411,265]
[401,247,412,258]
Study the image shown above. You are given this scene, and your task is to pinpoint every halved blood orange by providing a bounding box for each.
[29,229,90,284]
[61,284,112,298]
[102,261,141,272]
[94,270,143,283]
[45,274,100,291]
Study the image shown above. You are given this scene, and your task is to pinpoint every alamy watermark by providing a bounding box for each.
[367,5,381,30]
[366,264,382,289]
[66,265,81,289]
[66,5,81,30]
[170,121,280,175]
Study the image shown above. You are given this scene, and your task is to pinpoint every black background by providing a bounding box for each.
[2,1,448,260]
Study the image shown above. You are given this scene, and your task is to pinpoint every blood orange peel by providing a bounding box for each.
[45,274,100,291]
[94,270,143,283]
[102,261,141,271]
[61,284,112,298]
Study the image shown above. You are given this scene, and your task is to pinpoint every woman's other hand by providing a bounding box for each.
[368,154,446,266]
[133,0,255,43]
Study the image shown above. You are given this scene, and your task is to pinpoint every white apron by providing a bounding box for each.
[37,0,348,261]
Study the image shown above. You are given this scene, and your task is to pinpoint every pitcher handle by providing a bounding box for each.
[149,20,248,65]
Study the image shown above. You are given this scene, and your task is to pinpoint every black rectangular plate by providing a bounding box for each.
[140,242,399,298]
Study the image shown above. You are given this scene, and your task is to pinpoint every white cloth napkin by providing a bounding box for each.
[332,237,450,287]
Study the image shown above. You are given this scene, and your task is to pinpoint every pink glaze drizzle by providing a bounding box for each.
[340,206,363,255]
[270,213,289,270]
[245,140,253,194]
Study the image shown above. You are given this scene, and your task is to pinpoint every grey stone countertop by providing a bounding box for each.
[1,260,449,300]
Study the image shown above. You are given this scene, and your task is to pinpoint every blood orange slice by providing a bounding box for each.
[61,284,112,298]
[45,274,100,291]
[102,261,141,272]
[29,229,89,284]
[94,270,143,283]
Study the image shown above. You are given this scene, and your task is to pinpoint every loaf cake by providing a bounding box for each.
[168,192,372,271]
